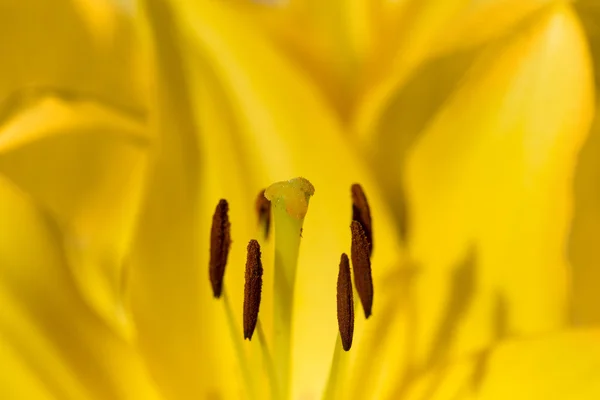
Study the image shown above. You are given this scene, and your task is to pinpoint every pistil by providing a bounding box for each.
[264,177,315,398]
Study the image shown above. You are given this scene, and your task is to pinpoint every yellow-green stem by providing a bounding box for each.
[222,287,255,399]
[265,177,314,399]
[257,319,279,399]
[322,334,348,400]
[272,206,303,397]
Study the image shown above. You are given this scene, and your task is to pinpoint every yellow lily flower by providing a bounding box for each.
[2,1,600,400]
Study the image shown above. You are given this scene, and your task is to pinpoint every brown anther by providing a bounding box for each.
[351,221,373,318]
[244,240,263,340]
[351,183,373,256]
[255,189,271,239]
[209,199,231,298]
[337,253,354,351]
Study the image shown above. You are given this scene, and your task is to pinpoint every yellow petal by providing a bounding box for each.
[0,0,151,339]
[284,0,377,116]
[342,258,417,400]
[0,0,146,112]
[431,0,558,56]
[569,106,600,324]
[400,329,600,400]
[353,10,596,394]
[0,337,54,400]
[355,0,557,142]
[137,0,404,397]
[129,1,235,398]
[569,0,600,325]
[0,175,160,399]
[574,0,600,90]
[404,1,593,369]
[211,0,379,118]
[0,95,150,340]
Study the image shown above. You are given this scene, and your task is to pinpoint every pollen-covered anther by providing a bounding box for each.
[255,189,272,239]
[351,183,373,256]
[351,221,374,318]
[209,199,231,298]
[337,253,354,351]
[244,240,263,340]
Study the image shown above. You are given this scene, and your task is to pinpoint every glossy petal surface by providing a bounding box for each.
[0,0,150,338]
[405,3,593,369]
[0,176,160,399]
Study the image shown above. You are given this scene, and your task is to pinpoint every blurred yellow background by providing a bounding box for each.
[1,0,599,399]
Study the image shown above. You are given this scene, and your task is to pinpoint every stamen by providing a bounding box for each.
[255,189,271,240]
[351,221,373,318]
[244,240,263,340]
[337,253,354,351]
[222,287,256,398]
[351,183,373,256]
[256,319,279,399]
[322,335,349,400]
[209,199,231,298]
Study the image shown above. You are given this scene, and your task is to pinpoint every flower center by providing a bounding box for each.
[209,178,374,400]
